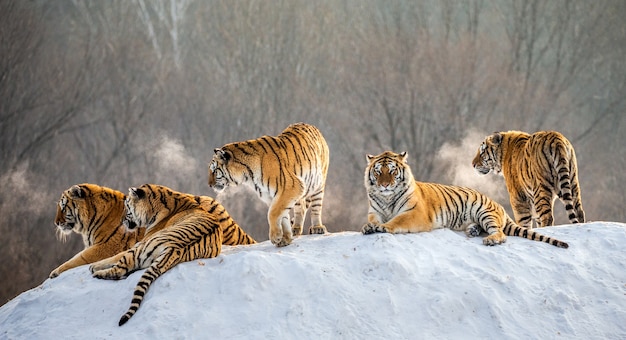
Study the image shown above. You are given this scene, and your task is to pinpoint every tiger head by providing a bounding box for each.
[55,185,88,239]
[208,147,241,193]
[472,132,503,175]
[123,184,172,231]
[365,151,413,197]
[55,184,125,240]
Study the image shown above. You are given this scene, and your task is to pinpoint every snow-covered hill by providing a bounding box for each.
[1,222,625,339]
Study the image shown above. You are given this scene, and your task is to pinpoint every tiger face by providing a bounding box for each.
[208,148,241,193]
[472,133,503,175]
[123,185,170,231]
[55,185,88,236]
[365,151,410,196]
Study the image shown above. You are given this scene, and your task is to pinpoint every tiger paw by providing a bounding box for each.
[270,232,292,247]
[482,234,506,246]
[362,222,385,234]
[92,269,114,280]
[92,268,125,280]
[309,224,327,235]
[465,224,482,238]
[49,269,60,279]
[292,225,303,236]
[274,237,291,247]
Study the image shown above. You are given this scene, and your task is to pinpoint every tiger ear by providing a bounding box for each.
[214,148,231,162]
[69,185,86,199]
[399,151,408,162]
[491,132,503,145]
[129,187,145,199]
[366,154,375,162]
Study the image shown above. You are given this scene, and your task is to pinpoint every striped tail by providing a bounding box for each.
[118,251,181,326]
[119,265,162,326]
[555,143,584,224]
[503,219,569,249]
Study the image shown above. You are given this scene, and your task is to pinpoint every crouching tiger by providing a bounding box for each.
[90,184,225,326]
[362,151,569,248]
[208,122,330,247]
[51,183,255,278]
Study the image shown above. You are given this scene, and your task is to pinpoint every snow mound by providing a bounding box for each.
[1,222,625,339]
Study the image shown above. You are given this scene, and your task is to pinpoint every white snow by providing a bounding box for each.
[1,222,625,339]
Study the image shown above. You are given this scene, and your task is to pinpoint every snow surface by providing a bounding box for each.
[1,222,625,339]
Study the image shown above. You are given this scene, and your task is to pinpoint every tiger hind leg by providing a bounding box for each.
[511,194,535,229]
[534,188,555,227]
[306,190,327,235]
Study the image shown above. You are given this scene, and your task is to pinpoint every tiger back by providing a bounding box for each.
[51,184,254,278]
[50,184,144,278]
[208,122,330,247]
[362,151,569,248]
[472,130,585,228]
[89,184,223,326]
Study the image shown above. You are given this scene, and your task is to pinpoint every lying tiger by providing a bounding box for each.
[90,184,224,326]
[51,183,255,278]
[362,151,569,248]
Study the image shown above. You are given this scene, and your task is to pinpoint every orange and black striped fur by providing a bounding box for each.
[472,131,585,228]
[208,122,330,247]
[90,184,224,326]
[51,184,254,278]
[51,184,144,278]
[363,151,568,248]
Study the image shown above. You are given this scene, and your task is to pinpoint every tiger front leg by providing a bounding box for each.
[362,211,431,234]
[533,189,555,227]
[50,251,90,278]
[90,251,134,280]
[268,203,294,247]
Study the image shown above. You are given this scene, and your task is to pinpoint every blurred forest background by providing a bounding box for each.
[1,0,625,304]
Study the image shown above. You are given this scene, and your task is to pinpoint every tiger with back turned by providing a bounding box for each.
[51,183,254,278]
[472,130,585,228]
[208,122,330,247]
[89,184,223,326]
[363,151,569,248]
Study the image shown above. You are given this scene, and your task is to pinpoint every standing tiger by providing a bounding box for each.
[51,183,255,278]
[472,130,585,228]
[363,151,569,248]
[90,184,223,326]
[208,122,330,247]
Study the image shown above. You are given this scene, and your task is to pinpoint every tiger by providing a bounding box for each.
[472,130,585,228]
[51,183,255,278]
[208,122,330,247]
[50,184,144,278]
[362,151,569,248]
[89,184,223,326]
